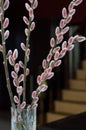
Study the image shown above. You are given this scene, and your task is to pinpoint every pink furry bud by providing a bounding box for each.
[13,49,18,60]
[7,50,12,58]
[61,26,69,35]
[4,0,10,10]
[61,48,67,54]
[49,60,55,68]
[30,22,35,31]
[59,48,67,58]
[60,19,66,29]
[13,79,19,87]
[74,35,86,42]
[38,84,48,92]
[55,27,60,36]
[68,1,74,11]
[40,72,46,81]
[57,33,62,39]
[54,51,59,61]
[14,63,19,73]
[47,72,54,79]
[32,103,38,108]
[9,55,15,66]
[33,0,38,9]
[26,48,30,56]
[19,61,24,68]
[37,75,41,85]
[47,54,52,62]
[25,28,29,36]
[68,36,74,45]
[25,3,30,12]
[14,96,19,104]
[11,71,17,79]
[42,59,47,69]
[18,74,24,83]
[19,66,24,75]
[20,101,26,109]
[21,43,26,51]
[66,15,72,24]
[67,44,75,51]
[74,0,83,6]
[17,86,23,96]
[53,47,60,53]
[18,115,22,122]
[62,41,67,49]
[32,91,37,99]
[33,97,39,103]
[23,16,29,25]
[62,7,67,18]
[54,60,62,67]
[29,8,33,18]
[69,9,76,16]
[3,18,9,29]
[50,38,55,47]
[4,30,10,40]
[57,33,63,43]
[47,67,52,74]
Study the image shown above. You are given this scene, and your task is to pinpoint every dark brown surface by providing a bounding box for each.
[0,110,10,130]
[0,112,86,130]
[43,112,86,130]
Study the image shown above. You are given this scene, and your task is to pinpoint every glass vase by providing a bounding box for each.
[11,107,36,130]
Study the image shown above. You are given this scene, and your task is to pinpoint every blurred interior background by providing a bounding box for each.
[0,0,86,128]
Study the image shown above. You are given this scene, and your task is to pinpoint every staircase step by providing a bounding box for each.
[62,89,86,102]
[82,60,86,70]
[46,112,67,123]
[69,79,86,90]
[54,100,86,114]
[76,69,86,80]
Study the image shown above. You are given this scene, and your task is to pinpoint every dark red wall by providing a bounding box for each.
[14,0,86,23]
[36,0,86,23]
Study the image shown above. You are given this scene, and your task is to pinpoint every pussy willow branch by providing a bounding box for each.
[0,0,86,111]
[23,0,35,101]
[0,0,15,108]
[30,0,86,108]
[23,20,31,102]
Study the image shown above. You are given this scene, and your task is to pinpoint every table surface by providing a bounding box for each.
[0,110,10,130]
[44,112,86,130]
[0,111,86,130]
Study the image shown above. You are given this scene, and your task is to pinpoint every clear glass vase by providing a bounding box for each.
[11,107,36,130]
